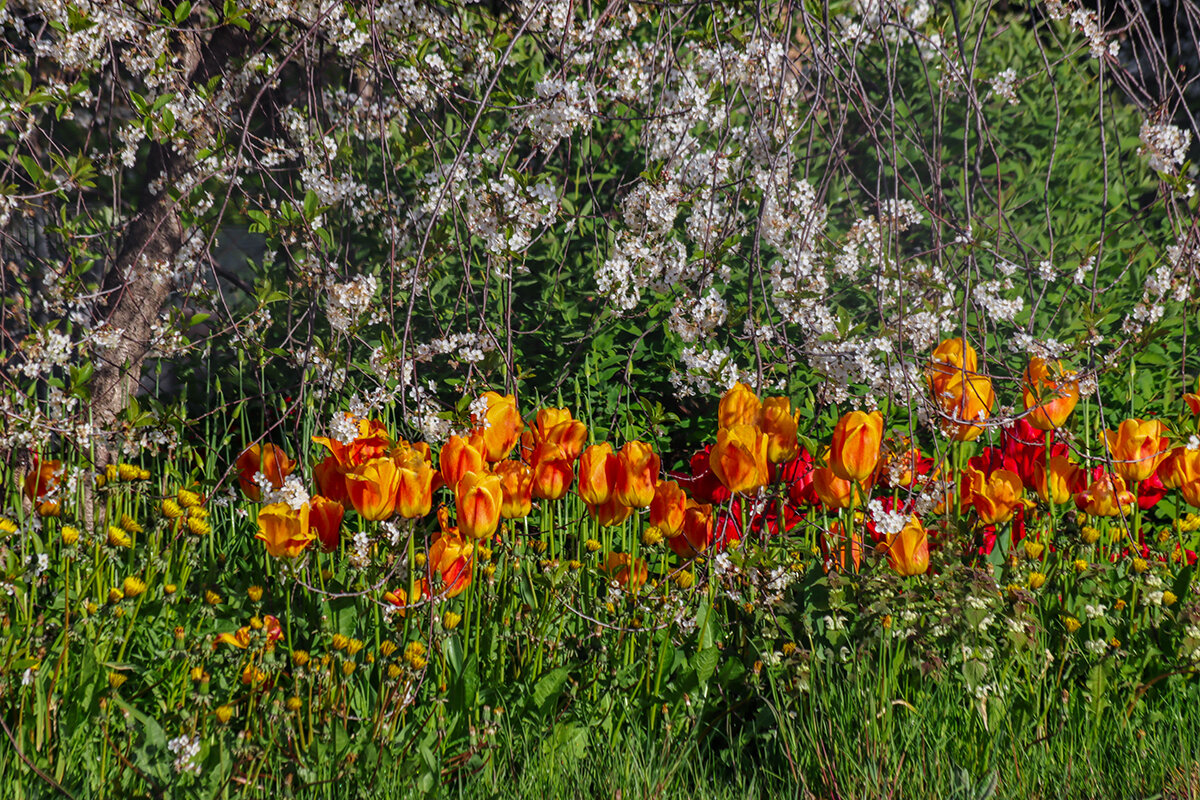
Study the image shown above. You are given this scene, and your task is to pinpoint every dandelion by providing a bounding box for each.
[286,696,302,712]
[119,514,142,533]
[1073,559,1088,573]
[675,571,695,589]
[1163,591,1178,606]
[341,661,356,676]
[403,641,428,669]
[61,526,80,545]
[107,672,127,689]
[347,638,364,655]
[442,611,462,630]
[380,641,398,657]
[1063,616,1082,633]
[387,664,403,679]
[292,650,310,667]
[585,539,602,552]
[122,577,147,598]
[1081,526,1100,544]
[215,705,233,723]
[177,489,203,508]
[331,634,349,651]
[107,526,132,548]
[204,590,222,606]
[1133,558,1148,573]
[164,584,177,595]
[117,463,141,481]
[0,518,18,535]
[108,588,124,604]
[247,586,263,602]
[161,499,184,519]
[186,517,211,536]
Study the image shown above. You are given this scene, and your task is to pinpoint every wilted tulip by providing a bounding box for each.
[494,460,534,519]
[439,435,484,492]
[1074,473,1135,517]
[719,382,762,430]
[578,443,619,506]
[650,480,688,538]
[830,410,883,482]
[345,457,402,520]
[966,466,1023,525]
[473,392,524,462]
[1104,418,1167,483]
[256,503,316,558]
[455,470,503,539]
[309,496,344,552]
[1022,358,1080,431]
[759,396,799,463]
[709,424,770,494]
[236,444,295,501]
[885,516,930,576]
[615,441,660,507]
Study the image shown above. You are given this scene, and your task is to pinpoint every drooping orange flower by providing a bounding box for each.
[966,467,1023,525]
[1073,473,1135,517]
[455,470,503,539]
[718,382,762,430]
[1022,357,1080,431]
[830,410,883,482]
[439,434,485,492]
[314,456,350,505]
[235,444,296,501]
[312,417,390,468]
[602,552,648,592]
[885,516,929,576]
[578,443,619,506]
[309,496,345,552]
[255,503,316,558]
[345,457,403,520]
[1033,455,1082,506]
[709,424,770,494]
[649,480,688,538]
[472,392,524,462]
[759,396,799,463]
[615,440,660,507]
[494,460,534,519]
[811,448,869,510]
[1104,418,1168,482]
[215,615,283,650]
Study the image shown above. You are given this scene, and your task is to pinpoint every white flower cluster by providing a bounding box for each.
[325,273,378,334]
[868,499,908,537]
[1139,120,1192,173]
[1068,7,1120,59]
[669,345,752,397]
[167,734,201,776]
[988,68,1020,105]
[524,78,597,150]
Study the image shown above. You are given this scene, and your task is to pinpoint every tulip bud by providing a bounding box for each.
[830,410,883,482]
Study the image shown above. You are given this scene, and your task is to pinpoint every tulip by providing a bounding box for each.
[590,495,634,527]
[578,443,619,506]
[1103,418,1167,482]
[309,496,344,552]
[885,516,930,576]
[1185,393,1200,416]
[967,466,1023,525]
[23,458,60,502]
[1159,446,1200,490]
[473,392,524,462]
[455,470,503,539]
[830,410,883,482]
[314,455,350,505]
[1034,455,1082,506]
[820,521,862,573]
[709,424,770,494]
[236,444,295,501]
[811,462,867,511]
[759,396,799,463]
[256,503,316,558]
[531,449,574,501]
[669,501,714,559]
[926,336,978,381]
[603,552,648,592]
[395,455,435,519]
[494,460,534,519]
[345,457,402,520]
[718,382,762,430]
[1022,357,1080,431]
[1074,473,1135,517]
[439,434,484,492]
[528,408,588,461]
[649,480,688,538]
[428,511,473,598]
[312,419,390,468]
[615,440,660,507]
[931,370,995,442]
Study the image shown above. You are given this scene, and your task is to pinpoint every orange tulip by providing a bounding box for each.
[578,443,619,506]
[1022,358,1080,431]
[314,455,350,505]
[1186,394,1200,416]
[528,408,588,461]
[590,495,634,527]
[312,418,390,468]
[1074,473,1135,517]
[649,480,688,538]
[455,471,503,539]
[395,455,435,519]
[603,552,648,592]
[428,508,473,598]
[23,459,60,502]
[931,370,995,442]
[820,521,862,573]
[885,516,929,576]
[309,496,344,552]
[1159,446,1200,490]
[345,457,402,520]
[1104,418,1168,482]
[811,461,867,511]
[615,440,660,507]
[494,460,534,519]
[236,444,295,501]
[669,501,714,559]
[473,392,524,462]
[718,382,762,430]
[967,467,1023,525]
[926,336,977,381]
[439,434,485,492]
[880,438,923,488]
[255,502,316,558]
[1034,455,1082,505]
[531,449,574,501]
[709,424,770,494]
[759,396,799,463]
[830,410,883,482]
[384,584,423,616]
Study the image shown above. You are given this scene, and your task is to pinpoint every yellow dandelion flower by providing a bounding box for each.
[1023,541,1044,560]
[119,515,143,534]
[250,616,264,630]
[137,468,150,480]
[104,464,118,483]
[585,539,602,552]
[413,552,426,568]
[1081,526,1100,545]
[1109,637,1121,648]
[403,642,428,669]
[476,544,493,561]
[1073,559,1088,573]
[781,642,797,656]
[164,583,177,595]
[1028,572,1047,589]
[108,587,124,604]
[161,499,184,519]
[61,526,80,545]
[642,528,664,546]
[286,696,302,712]
[380,641,398,657]
[291,650,310,667]
[0,517,17,535]
[331,634,349,651]
[442,611,462,630]
[1063,616,1082,633]
[247,585,263,602]
[177,489,202,509]
[188,505,208,520]
[204,590,222,606]
[346,638,364,656]
[117,463,140,482]
[122,577,147,598]
[387,664,403,679]
[675,571,695,589]
[215,705,234,724]
[1115,599,1127,611]
[186,517,211,536]
[568,559,582,570]
[107,672,127,689]
[1164,591,1178,606]
[341,661,356,676]
[107,526,132,548]
[1133,558,1148,573]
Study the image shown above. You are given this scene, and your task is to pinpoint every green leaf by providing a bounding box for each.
[531,666,570,715]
